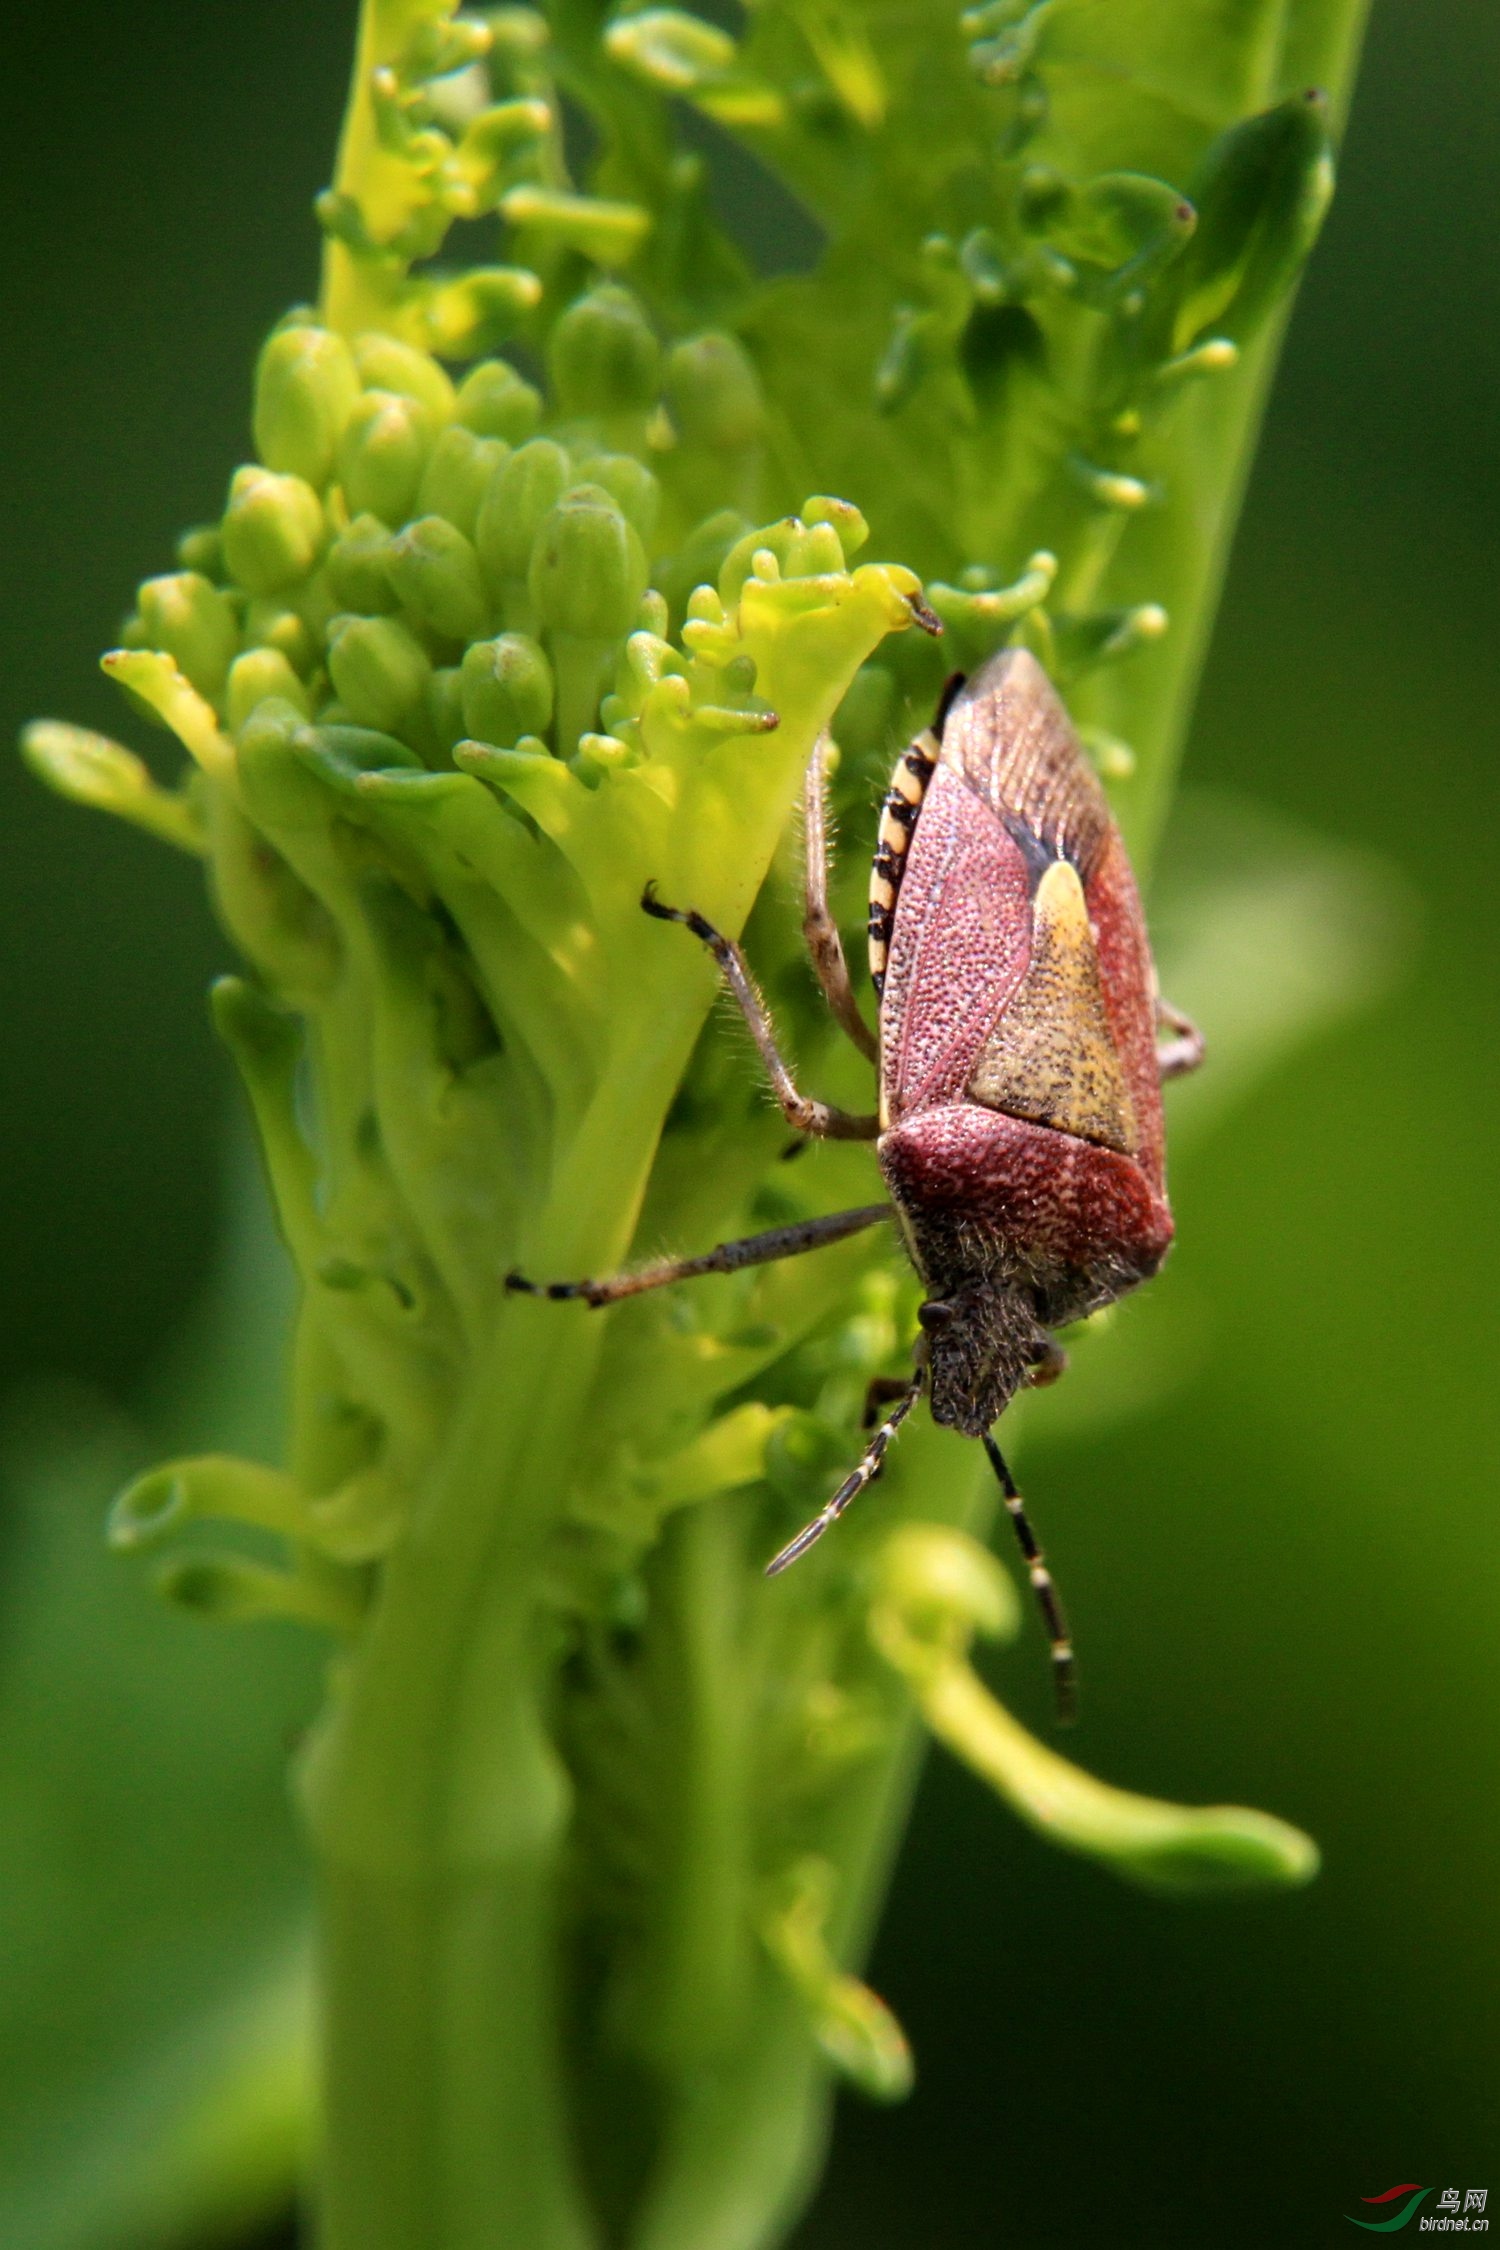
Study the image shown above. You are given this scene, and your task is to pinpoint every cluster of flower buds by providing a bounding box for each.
[27,285,792,863]
[26,267,931,1628]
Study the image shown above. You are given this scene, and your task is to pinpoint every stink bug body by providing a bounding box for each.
[508,647,1202,1716]
[872,652,1176,1438]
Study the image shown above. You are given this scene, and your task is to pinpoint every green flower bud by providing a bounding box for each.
[871,1524,1019,1648]
[327,613,434,744]
[235,695,322,830]
[175,524,224,579]
[326,514,400,614]
[352,333,456,423]
[293,566,341,648]
[253,324,362,487]
[21,721,203,853]
[664,333,765,451]
[603,11,785,128]
[418,267,544,360]
[1049,170,1191,271]
[427,666,466,755]
[485,7,552,98]
[454,358,543,442]
[221,466,325,596]
[548,286,661,419]
[417,426,508,540]
[604,9,734,87]
[499,186,651,267]
[452,97,552,197]
[1171,90,1335,347]
[243,601,317,674]
[226,647,312,734]
[528,485,648,641]
[460,632,554,745]
[337,391,434,526]
[653,507,746,629]
[1053,600,1167,674]
[136,571,239,700]
[475,437,571,593]
[385,515,490,642]
[574,451,661,546]
[298,723,424,783]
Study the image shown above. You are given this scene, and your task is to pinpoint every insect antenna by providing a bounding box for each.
[981,1433,1078,1725]
[765,1369,925,1577]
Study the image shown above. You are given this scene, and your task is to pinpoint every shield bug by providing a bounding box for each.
[508,647,1202,1716]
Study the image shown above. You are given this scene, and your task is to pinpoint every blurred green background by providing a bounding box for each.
[3,3,1495,2246]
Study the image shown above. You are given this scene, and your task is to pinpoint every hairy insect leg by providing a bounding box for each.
[1026,1338,1068,1388]
[862,1373,912,1428]
[981,1433,1078,1726]
[642,885,880,1141]
[506,1203,891,1309]
[765,1369,925,1576]
[1155,996,1205,1081]
[801,733,878,1064]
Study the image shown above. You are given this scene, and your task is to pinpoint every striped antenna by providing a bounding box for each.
[981,1433,1077,1724]
[765,1371,925,1576]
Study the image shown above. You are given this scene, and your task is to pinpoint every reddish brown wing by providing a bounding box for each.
[938,646,1113,882]
[879,650,1164,1194]
[1086,829,1166,1196]
[878,760,1033,1122]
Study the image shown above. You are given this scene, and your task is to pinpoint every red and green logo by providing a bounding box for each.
[1348,2187,1434,2232]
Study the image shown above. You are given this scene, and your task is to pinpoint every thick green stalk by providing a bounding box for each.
[305,1335,604,2249]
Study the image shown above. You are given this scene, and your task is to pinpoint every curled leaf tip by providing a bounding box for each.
[870,1522,1023,1654]
[109,1454,309,1551]
[155,1554,363,1634]
[870,1527,1316,1896]
[762,1858,914,2102]
[20,720,204,852]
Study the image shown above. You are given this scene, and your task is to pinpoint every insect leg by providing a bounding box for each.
[801,733,878,1064]
[506,1203,891,1309]
[1155,996,1205,1081]
[642,886,880,1140]
[981,1433,1078,1726]
[765,1369,924,1576]
[1025,1338,1069,1389]
[862,1373,912,1428]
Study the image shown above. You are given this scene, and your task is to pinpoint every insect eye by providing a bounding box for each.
[917,1299,954,1331]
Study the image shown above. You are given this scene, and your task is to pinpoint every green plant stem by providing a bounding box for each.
[295,767,839,2241]
[299,1056,689,2243]
[624,1426,971,2250]
[320,1861,589,2250]
[321,0,437,338]
[305,1321,603,2250]
[631,1502,754,2077]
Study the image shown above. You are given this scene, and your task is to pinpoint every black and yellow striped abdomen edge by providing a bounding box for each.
[868,728,939,1001]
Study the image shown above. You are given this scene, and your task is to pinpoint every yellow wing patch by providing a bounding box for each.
[965,858,1139,1154]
